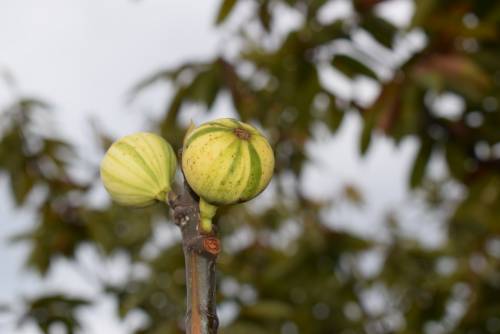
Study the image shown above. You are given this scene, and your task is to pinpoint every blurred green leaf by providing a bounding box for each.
[258,1,272,32]
[410,139,433,188]
[410,0,436,28]
[444,142,469,180]
[20,295,90,334]
[10,166,34,206]
[391,84,421,142]
[215,0,238,25]
[220,322,269,334]
[240,300,293,319]
[332,54,378,79]
[186,66,220,108]
[361,14,398,48]
[359,119,373,155]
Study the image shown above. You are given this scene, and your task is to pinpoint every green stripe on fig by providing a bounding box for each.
[101,169,152,194]
[227,118,241,127]
[110,194,155,207]
[207,118,240,129]
[206,121,235,129]
[105,153,158,189]
[140,134,164,183]
[241,141,261,199]
[113,141,159,185]
[199,138,240,197]
[166,142,176,182]
[223,140,242,186]
[185,126,231,148]
[215,139,243,202]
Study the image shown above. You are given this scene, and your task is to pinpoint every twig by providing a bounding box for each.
[168,182,220,334]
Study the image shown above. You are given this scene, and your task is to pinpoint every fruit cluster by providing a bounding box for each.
[100,118,274,232]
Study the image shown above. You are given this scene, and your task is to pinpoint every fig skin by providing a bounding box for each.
[100,132,177,207]
[182,118,274,233]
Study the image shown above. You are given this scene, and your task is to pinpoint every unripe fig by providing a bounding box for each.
[182,118,274,232]
[100,132,177,207]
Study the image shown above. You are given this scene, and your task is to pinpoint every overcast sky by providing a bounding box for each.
[0,1,440,333]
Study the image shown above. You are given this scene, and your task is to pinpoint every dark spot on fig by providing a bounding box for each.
[233,128,251,140]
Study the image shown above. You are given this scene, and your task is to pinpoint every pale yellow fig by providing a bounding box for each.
[182,118,274,232]
[100,132,177,207]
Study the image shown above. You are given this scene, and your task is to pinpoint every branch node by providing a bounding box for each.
[203,237,221,256]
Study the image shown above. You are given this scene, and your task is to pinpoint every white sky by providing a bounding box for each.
[0,1,443,333]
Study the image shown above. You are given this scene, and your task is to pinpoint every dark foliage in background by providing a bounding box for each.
[1,0,499,333]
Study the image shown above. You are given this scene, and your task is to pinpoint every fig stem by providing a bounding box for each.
[199,198,218,234]
[168,182,220,334]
